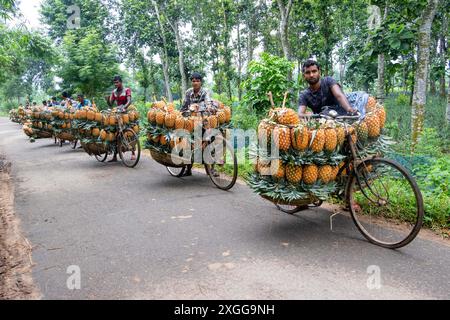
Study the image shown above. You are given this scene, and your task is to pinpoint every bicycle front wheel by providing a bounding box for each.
[167,166,186,177]
[118,129,141,168]
[204,135,237,191]
[346,158,424,249]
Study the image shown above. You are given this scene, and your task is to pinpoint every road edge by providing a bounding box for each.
[0,154,40,299]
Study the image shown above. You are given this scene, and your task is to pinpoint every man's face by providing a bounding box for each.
[303,65,321,85]
[77,96,83,103]
[192,78,202,91]
[114,80,122,89]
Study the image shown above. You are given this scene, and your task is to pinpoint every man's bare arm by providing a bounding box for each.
[331,84,356,113]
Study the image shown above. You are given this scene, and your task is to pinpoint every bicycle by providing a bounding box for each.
[163,107,238,191]
[93,109,141,168]
[276,112,424,249]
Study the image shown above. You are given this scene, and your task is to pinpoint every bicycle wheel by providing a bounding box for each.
[276,204,307,214]
[276,200,323,214]
[204,135,237,191]
[95,152,108,162]
[118,129,141,168]
[346,158,423,249]
[167,166,186,177]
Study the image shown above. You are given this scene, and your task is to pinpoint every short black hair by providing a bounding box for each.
[77,93,84,98]
[113,75,122,82]
[42,101,47,105]
[302,60,321,73]
[62,91,69,98]
[190,72,203,81]
[51,96,57,100]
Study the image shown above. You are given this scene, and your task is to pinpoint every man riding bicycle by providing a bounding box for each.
[298,60,358,117]
[180,72,217,176]
[106,75,136,162]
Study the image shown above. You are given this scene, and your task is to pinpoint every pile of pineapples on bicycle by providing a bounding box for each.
[50,106,77,141]
[248,97,390,205]
[23,106,54,140]
[144,100,232,157]
[72,104,141,156]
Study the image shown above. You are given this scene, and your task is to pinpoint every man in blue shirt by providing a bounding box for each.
[76,94,92,110]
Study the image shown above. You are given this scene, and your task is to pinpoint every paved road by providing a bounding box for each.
[1,117,449,299]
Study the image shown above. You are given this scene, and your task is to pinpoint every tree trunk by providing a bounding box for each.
[237,21,243,101]
[430,77,436,95]
[447,82,450,123]
[143,86,147,103]
[246,28,254,68]
[447,80,450,123]
[221,0,232,101]
[168,19,188,96]
[439,14,447,98]
[152,0,173,102]
[376,6,389,104]
[411,0,440,152]
[277,0,293,62]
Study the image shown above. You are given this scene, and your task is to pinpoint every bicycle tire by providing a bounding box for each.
[118,129,141,168]
[167,166,186,177]
[346,158,424,249]
[204,136,237,191]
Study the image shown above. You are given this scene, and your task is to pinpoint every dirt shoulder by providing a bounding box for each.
[0,155,39,299]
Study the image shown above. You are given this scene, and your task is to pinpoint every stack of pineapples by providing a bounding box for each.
[26,107,54,139]
[51,107,77,141]
[249,96,387,205]
[73,105,140,155]
[145,100,232,159]
[9,109,20,123]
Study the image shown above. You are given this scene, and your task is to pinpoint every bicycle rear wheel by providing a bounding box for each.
[346,158,423,249]
[95,152,108,162]
[118,129,141,168]
[204,135,237,191]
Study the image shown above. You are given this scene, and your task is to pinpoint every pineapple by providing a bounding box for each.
[92,128,100,137]
[175,116,185,130]
[286,164,302,184]
[276,108,300,126]
[271,160,285,180]
[273,126,291,151]
[184,118,194,133]
[224,106,232,122]
[310,128,325,153]
[258,122,272,146]
[356,121,369,142]
[324,128,338,152]
[303,164,318,185]
[217,111,226,124]
[291,126,309,151]
[164,113,176,128]
[376,106,386,128]
[95,112,103,123]
[109,115,117,126]
[155,110,165,126]
[348,126,358,144]
[318,165,333,183]
[330,166,339,181]
[336,126,345,146]
[208,115,218,129]
[366,96,377,113]
[122,113,130,124]
[160,135,168,145]
[366,114,381,138]
[87,110,95,121]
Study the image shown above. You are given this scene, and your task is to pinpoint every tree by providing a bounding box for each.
[0,0,17,19]
[411,0,441,151]
[59,29,119,99]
